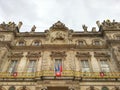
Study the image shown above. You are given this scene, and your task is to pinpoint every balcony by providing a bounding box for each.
[0,71,120,79]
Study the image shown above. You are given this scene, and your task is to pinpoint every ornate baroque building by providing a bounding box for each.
[0,20,120,90]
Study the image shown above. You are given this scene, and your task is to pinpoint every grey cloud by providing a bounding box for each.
[0,0,120,32]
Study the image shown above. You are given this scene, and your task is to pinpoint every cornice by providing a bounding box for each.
[10,44,108,51]
[15,32,46,37]
[107,40,120,43]
[72,32,102,37]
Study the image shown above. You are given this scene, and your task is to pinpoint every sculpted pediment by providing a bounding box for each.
[45,21,73,43]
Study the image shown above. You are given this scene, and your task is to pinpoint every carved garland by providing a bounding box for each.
[8,52,23,58]
[76,52,91,57]
[26,52,41,58]
[50,51,67,57]
[94,52,110,57]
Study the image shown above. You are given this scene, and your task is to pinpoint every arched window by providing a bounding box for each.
[9,86,15,90]
[78,41,84,45]
[93,39,103,46]
[76,40,86,46]
[16,40,25,46]
[101,87,109,90]
[32,40,41,46]
[94,41,100,45]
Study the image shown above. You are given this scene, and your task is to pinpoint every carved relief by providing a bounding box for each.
[50,51,67,57]
[102,19,120,30]
[94,52,110,57]
[8,52,23,58]
[50,21,68,30]
[0,86,6,90]
[0,22,17,31]
[45,21,73,43]
[50,31,67,42]
[26,52,41,58]
[76,52,91,57]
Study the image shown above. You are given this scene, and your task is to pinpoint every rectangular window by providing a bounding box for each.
[100,60,110,72]
[55,59,62,67]
[55,59,62,76]
[27,60,36,72]
[8,60,18,73]
[81,60,90,72]
[55,59,62,71]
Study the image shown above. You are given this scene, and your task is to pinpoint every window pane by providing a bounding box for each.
[18,41,24,46]
[8,60,18,73]
[81,60,90,72]
[33,41,40,46]
[55,59,62,71]
[78,41,84,45]
[27,60,36,72]
[100,60,110,72]
[94,41,100,45]
[55,59,62,66]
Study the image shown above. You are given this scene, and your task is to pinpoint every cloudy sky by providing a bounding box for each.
[0,0,120,32]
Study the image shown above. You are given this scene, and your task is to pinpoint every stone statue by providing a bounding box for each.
[17,21,23,30]
[8,22,15,27]
[96,21,101,28]
[92,27,96,32]
[82,24,88,32]
[31,25,36,32]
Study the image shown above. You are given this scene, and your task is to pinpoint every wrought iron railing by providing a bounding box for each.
[0,71,120,79]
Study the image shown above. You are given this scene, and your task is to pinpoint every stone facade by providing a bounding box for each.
[0,20,120,90]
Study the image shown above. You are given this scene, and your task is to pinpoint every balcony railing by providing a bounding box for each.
[0,71,120,79]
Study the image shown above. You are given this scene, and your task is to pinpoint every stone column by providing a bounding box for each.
[36,57,42,71]
[0,47,9,72]
[17,52,27,72]
[90,52,100,72]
